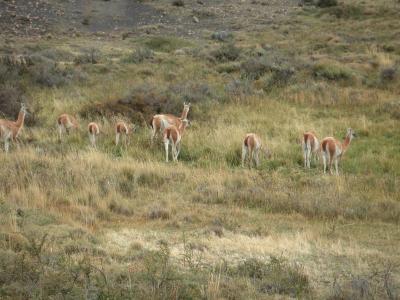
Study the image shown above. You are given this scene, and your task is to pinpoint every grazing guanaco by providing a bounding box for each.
[321,128,356,175]
[242,133,264,168]
[151,102,191,144]
[302,131,320,169]
[0,103,27,152]
[115,121,135,146]
[88,122,100,147]
[57,114,79,140]
[162,118,190,162]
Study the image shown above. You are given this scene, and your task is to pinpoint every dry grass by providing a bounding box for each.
[0,0,399,298]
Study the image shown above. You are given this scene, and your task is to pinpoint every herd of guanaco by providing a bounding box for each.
[0,102,355,175]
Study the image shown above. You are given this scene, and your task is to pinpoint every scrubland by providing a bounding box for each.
[0,0,399,299]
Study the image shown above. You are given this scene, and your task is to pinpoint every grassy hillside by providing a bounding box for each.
[0,0,399,299]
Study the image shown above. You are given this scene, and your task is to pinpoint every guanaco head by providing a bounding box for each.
[182,102,191,118]
[20,103,28,115]
[346,128,356,139]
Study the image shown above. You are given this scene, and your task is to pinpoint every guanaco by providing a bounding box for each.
[151,102,190,144]
[162,118,190,162]
[242,133,263,168]
[321,128,356,175]
[88,122,100,147]
[302,131,320,169]
[0,103,27,152]
[57,114,79,140]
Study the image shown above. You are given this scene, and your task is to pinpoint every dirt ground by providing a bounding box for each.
[0,0,300,38]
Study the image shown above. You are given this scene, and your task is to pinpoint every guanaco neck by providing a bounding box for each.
[14,110,26,128]
[342,134,353,152]
[181,107,189,119]
[178,122,188,136]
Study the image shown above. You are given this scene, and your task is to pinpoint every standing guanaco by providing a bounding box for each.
[242,133,263,168]
[302,131,320,169]
[57,114,79,140]
[162,118,190,162]
[151,102,190,144]
[0,103,27,153]
[88,122,100,148]
[321,128,356,175]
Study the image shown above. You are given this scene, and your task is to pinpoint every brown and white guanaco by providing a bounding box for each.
[302,131,320,169]
[151,102,190,144]
[242,133,265,168]
[162,118,190,162]
[0,103,27,153]
[115,121,136,147]
[57,113,79,140]
[321,128,356,175]
[88,122,100,147]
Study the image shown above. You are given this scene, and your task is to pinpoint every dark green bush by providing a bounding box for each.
[231,257,311,297]
[122,47,154,64]
[212,44,241,62]
[313,62,354,82]
[316,0,337,7]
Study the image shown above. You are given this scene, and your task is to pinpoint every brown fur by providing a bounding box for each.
[151,103,190,144]
[115,121,129,134]
[58,114,79,128]
[0,105,27,152]
[88,122,99,135]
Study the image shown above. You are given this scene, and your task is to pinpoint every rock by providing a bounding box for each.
[193,16,199,23]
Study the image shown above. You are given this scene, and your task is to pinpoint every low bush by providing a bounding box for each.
[211,31,234,42]
[172,0,184,7]
[313,62,355,82]
[73,48,101,65]
[316,0,337,7]
[144,36,189,53]
[122,47,154,64]
[225,79,253,98]
[231,257,311,297]
[0,86,25,119]
[380,67,397,83]
[264,66,296,89]
[241,57,272,80]
[212,43,241,62]
[324,4,364,19]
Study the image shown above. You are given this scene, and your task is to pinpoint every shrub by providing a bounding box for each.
[216,62,241,73]
[225,79,253,97]
[147,207,171,220]
[313,62,354,82]
[168,81,214,103]
[172,0,184,7]
[29,62,78,87]
[325,4,364,19]
[212,43,241,62]
[0,86,25,119]
[211,31,233,42]
[122,47,154,64]
[231,257,311,297]
[241,57,272,80]
[144,36,189,53]
[73,48,101,64]
[264,67,296,89]
[378,100,400,120]
[380,67,397,83]
[316,0,337,7]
